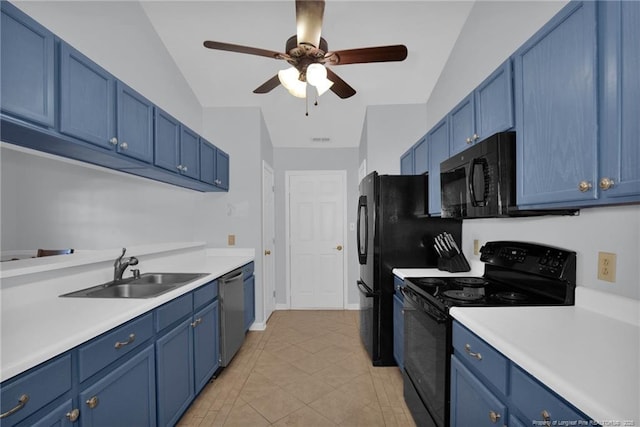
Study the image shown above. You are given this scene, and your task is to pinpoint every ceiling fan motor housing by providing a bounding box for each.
[285,35,329,81]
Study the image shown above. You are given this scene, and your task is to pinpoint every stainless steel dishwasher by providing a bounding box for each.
[219,267,244,367]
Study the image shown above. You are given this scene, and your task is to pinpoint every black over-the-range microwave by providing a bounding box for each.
[439,131,577,219]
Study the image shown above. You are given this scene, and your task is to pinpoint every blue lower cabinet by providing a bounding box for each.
[450,355,508,427]
[194,300,220,394]
[156,318,195,427]
[30,400,75,427]
[79,345,156,427]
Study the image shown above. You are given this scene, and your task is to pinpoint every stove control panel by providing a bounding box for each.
[480,241,576,281]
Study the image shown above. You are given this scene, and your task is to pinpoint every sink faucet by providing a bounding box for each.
[113,248,139,281]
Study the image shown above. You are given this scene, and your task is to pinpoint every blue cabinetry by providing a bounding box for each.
[31,399,75,427]
[449,94,475,155]
[154,108,181,173]
[451,321,590,426]
[194,300,220,393]
[598,0,640,203]
[179,126,200,180]
[392,275,404,370]
[116,82,154,163]
[413,137,429,175]
[59,42,115,150]
[400,149,414,175]
[0,2,55,128]
[215,148,230,190]
[514,1,598,207]
[426,118,449,215]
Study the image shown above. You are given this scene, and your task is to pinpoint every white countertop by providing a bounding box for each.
[0,244,254,382]
[451,287,640,423]
[392,260,484,280]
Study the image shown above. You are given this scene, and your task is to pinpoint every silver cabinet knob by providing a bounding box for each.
[473,133,479,141]
[182,166,188,172]
[119,142,128,150]
[466,137,472,144]
[488,410,501,423]
[177,165,184,171]
[66,409,80,422]
[109,137,118,146]
[578,181,592,192]
[599,177,615,191]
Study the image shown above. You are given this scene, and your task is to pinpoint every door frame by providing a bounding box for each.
[284,170,348,309]
[261,160,275,324]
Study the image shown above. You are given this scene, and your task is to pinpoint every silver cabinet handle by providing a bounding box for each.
[0,394,29,419]
[177,165,183,171]
[66,408,80,422]
[488,410,501,423]
[541,410,551,426]
[599,177,615,191]
[466,137,472,144]
[114,333,135,349]
[473,133,479,141]
[109,137,118,146]
[182,165,188,172]
[119,142,128,150]
[464,343,482,360]
[578,181,592,192]
[191,318,203,328]
[86,396,99,409]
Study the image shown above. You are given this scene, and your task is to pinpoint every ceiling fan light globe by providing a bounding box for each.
[278,67,301,91]
[315,77,334,96]
[306,63,327,87]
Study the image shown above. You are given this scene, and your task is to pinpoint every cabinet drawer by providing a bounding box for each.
[193,280,218,310]
[452,322,508,394]
[156,293,193,333]
[0,354,72,425]
[78,313,153,382]
[241,262,254,278]
[510,365,588,424]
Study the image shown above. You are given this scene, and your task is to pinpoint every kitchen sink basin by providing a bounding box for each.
[60,273,209,299]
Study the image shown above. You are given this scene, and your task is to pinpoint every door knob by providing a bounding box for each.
[335,245,343,251]
[264,250,271,255]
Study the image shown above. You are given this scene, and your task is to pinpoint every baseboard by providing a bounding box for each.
[346,303,360,310]
[276,303,289,310]
[248,321,266,331]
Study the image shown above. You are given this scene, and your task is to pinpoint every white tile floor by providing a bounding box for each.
[177,310,416,426]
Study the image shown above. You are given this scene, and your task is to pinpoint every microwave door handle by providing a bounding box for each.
[468,157,479,207]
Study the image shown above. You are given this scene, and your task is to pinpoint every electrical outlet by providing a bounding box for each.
[473,239,480,256]
[228,234,236,246]
[597,252,616,282]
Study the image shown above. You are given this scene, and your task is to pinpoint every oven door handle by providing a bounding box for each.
[404,289,448,323]
[357,280,377,298]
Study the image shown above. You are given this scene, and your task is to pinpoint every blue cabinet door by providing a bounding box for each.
[475,60,514,141]
[79,345,156,427]
[514,1,598,206]
[243,275,255,332]
[179,126,200,180]
[400,149,414,175]
[59,42,115,149]
[392,292,403,370]
[156,319,194,427]
[0,2,55,127]
[193,300,220,394]
[154,109,180,173]
[427,118,449,215]
[31,399,74,427]
[598,1,640,202]
[449,94,475,155]
[116,82,153,163]
[215,149,230,190]
[199,139,216,186]
[413,137,429,175]
[450,355,508,427]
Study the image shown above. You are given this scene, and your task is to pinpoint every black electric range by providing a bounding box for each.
[402,241,577,427]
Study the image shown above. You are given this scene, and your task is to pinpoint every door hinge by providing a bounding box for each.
[273,291,276,298]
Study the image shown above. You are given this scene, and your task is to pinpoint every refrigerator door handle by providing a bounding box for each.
[357,196,368,264]
[356,280,376,297]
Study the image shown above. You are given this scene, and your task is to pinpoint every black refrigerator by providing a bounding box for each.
[356,171,462,366]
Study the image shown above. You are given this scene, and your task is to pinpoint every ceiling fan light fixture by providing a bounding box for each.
[314,76,334,96]
[278,67,307,98]
[306,63,327,86]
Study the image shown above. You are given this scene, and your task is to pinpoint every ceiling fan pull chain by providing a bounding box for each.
[305,95,309,116]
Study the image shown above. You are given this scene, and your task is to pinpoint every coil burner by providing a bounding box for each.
[493,291,529,303]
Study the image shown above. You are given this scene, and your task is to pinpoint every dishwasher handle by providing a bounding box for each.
[221,270,243,282]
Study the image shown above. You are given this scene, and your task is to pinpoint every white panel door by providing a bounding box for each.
[262,161,276,322]
[288,171,345,309]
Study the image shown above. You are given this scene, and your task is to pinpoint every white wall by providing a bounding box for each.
[273,148,360,308]
[363,104,428,175]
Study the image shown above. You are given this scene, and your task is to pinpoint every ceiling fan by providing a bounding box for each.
[203,0,408,99]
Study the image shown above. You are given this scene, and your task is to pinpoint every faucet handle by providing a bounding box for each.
[131,269,140,279]
[129,256,139,266]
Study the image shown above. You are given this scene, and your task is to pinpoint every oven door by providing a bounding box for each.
[403,288,450,427]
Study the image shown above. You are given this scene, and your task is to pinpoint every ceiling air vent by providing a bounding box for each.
[311,137,331,143]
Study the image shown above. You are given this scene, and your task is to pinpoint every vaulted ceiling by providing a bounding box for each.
[14,1,475,147]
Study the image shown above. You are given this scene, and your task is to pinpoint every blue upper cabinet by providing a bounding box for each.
[0,2,55,128]
[449,94,476,155]
[598,1,640,203]
[475,60,514,143]
[59,42,116,150]
[449,60,514,156]
[154,108,181,173]
[179,126,200,180]
[514,1,598,207]
[413,137,429,175]
[199,138,216,185]
[400,149,414,175]
[427,118,449,215]
[116,81,154,163]
[215,148,230,190]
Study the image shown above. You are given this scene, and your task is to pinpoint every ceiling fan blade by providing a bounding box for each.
[296,0,325,48]
[325,45,408,65]
[326,68,356,99]
[203,41,284,60]
[253,75,281,94]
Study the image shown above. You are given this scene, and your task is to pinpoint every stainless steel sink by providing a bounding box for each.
[60,273,209,299]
